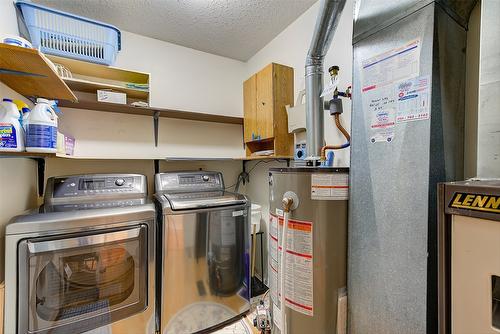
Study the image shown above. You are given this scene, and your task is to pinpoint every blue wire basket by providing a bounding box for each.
[16,1,121,65]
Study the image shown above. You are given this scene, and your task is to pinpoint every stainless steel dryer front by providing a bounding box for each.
[154,171,250,334]
[4,174,156,334]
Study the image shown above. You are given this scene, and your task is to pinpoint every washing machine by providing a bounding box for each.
[4,174,156,334]
[154,171,251,334]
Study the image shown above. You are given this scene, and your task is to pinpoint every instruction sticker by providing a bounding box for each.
[283,218,314,316]
[396,75,430,123]
[269,213,315,316]
[361,39,421,143]
[361,39,421,90]
[365,85,397,143]
[269,214,279,304]
[273,303,282,330]
[311,173,349,200]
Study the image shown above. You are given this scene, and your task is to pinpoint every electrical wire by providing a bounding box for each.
[225,159,288,191]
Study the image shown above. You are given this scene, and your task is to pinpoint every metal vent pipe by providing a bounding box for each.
[305,0,346,162]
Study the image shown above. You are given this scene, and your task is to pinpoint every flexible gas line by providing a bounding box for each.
[320,113,350,161]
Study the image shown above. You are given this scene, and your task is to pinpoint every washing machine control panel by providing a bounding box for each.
[156,171,224,192]
[47,174,147,201]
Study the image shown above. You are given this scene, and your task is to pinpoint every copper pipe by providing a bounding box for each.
[320,113,351,161]
[282,197,294,213]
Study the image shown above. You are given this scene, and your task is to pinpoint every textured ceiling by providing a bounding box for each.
[33,0,317,61]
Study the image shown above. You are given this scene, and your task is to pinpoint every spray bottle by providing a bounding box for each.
[0,98,24,152]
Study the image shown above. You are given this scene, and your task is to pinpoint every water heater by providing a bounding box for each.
[268,167,348,333]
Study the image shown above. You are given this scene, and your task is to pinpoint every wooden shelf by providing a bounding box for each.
[242,155,291,160]
[47,55,150,101]
[0,151,55,158]
[47,55,149,84]
[62,77,149,100]
[58,92,243,125]
[1,152,291,161]
[0,44,77,101]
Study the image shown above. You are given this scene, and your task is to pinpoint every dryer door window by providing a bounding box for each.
[21,226,148,334]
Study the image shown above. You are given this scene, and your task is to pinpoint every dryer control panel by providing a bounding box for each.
[45,174,147,204]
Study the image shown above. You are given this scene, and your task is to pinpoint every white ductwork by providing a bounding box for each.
[305,0,346,163]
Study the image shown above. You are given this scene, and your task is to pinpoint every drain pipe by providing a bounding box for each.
[305,0,346,164]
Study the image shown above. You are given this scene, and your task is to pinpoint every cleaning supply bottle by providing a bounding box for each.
[13,99,31,130]
[0,98,24,152]
[25,98,58,153]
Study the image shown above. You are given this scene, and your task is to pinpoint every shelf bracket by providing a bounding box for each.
[154,159,160,174]
[153,111,160,147]
[34,158,45,197]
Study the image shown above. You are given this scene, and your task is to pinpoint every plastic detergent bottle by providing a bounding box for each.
[0,98,24,152]
[25,98,58,153]
[13,99,31,129]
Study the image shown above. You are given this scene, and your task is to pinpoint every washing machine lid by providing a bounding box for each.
[161,191,247,210]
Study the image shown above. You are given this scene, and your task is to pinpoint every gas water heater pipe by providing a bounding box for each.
[305,0,346,164]
[320,113,350,161]
[320,66,351,163]
[279,191,299,334]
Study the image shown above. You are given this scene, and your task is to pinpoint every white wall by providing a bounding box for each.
[242,0,354,283]
[58,108,244,159]
[117,31,245,117]
[0,0,18,36]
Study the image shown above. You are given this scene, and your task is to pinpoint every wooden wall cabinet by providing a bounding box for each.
[243,63,294,158]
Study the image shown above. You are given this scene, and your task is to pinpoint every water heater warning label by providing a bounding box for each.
[311,173,349,200]
[269,214,280,304]
[269,213,314,317]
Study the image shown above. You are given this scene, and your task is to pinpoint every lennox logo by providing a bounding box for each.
[449,192,500,214]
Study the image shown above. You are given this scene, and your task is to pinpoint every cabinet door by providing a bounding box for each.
[243,75,257,143]
[256,64,274,140]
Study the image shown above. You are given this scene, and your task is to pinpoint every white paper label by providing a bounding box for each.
[283,218,314,316]
[273,303,282,330]
[269,214,279,304]
[64,263,73,279]
[269,213,315,317]
[365,85,397,143]
[321,77,339,97]
[361,39,421,143]
[311,173,349,200]
[232,210,244,217]
[396,75,431,123]
[361,39,421,90]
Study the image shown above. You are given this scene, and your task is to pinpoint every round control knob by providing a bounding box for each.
[202,175,210,182]
[115,178,125,186]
